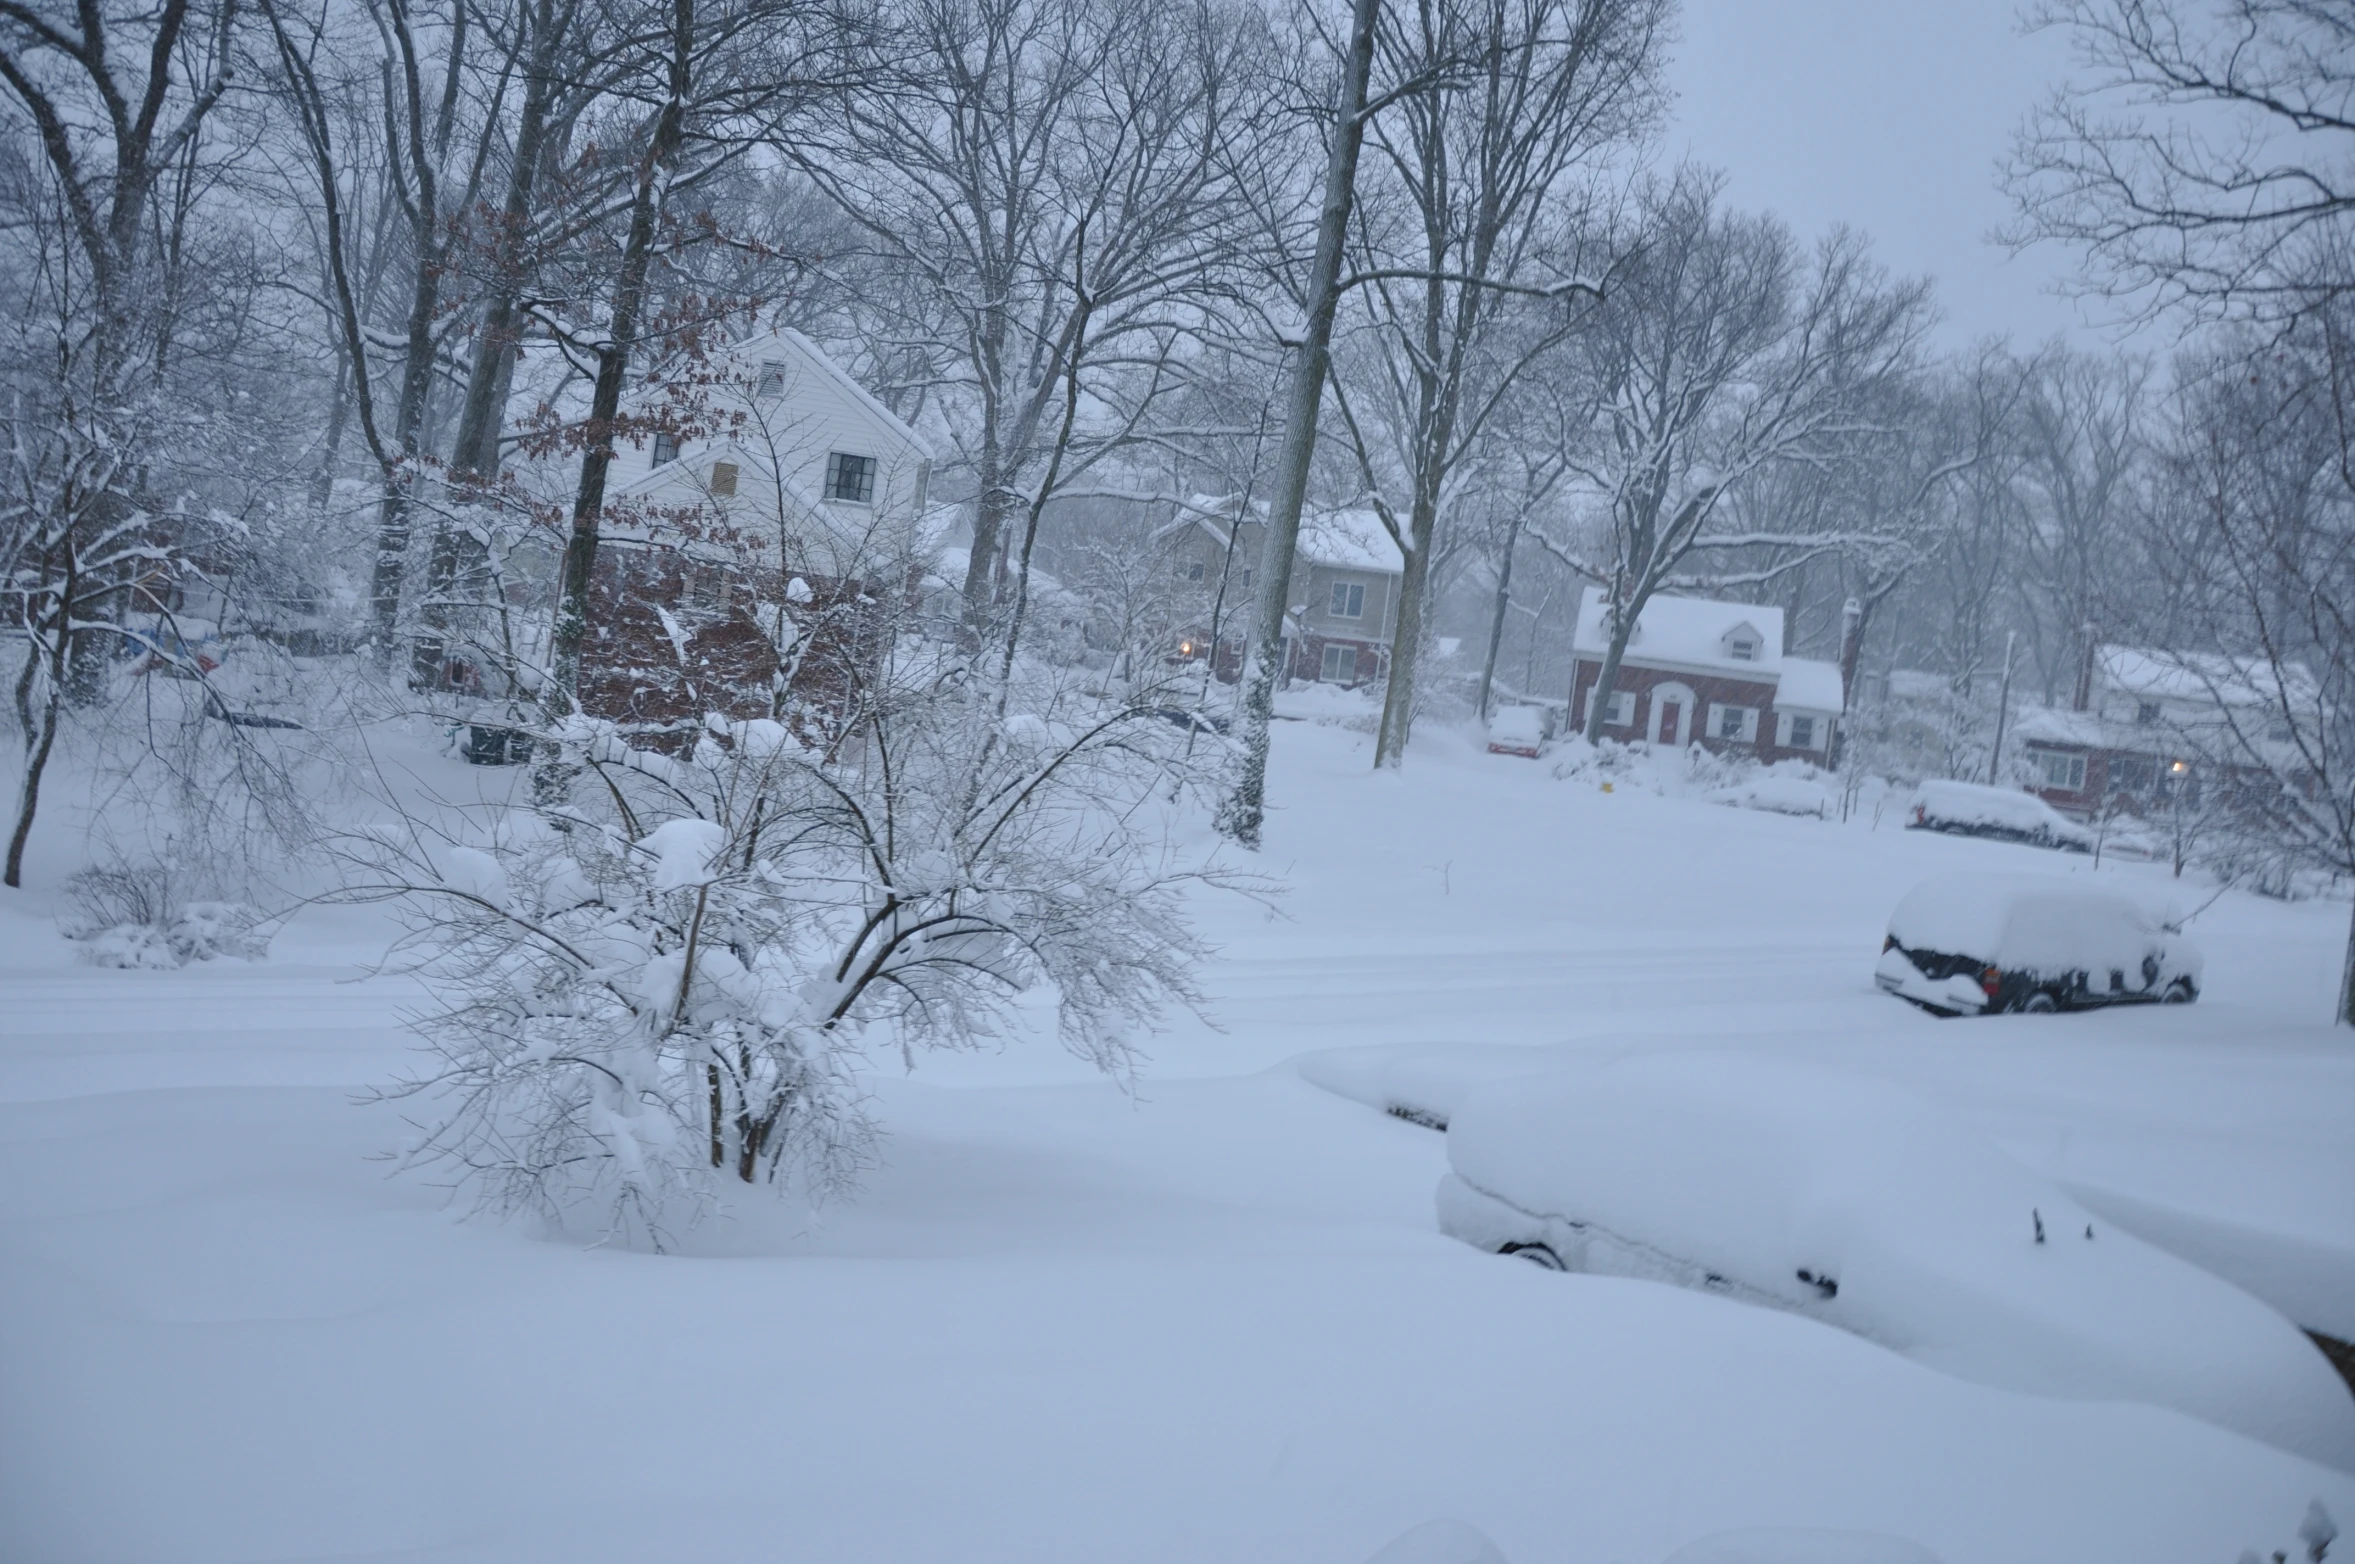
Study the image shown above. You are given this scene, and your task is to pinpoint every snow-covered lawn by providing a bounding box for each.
[4,716,2352,1563]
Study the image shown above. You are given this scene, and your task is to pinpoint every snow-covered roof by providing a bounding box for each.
[1572,589,1786,679]
[2010,704,2106,748]
[1298,509,1403,574]
[1777,657,1845,713]
[2096,646,2316,708]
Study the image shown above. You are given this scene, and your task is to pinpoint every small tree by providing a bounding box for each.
[345,630,1242,1242]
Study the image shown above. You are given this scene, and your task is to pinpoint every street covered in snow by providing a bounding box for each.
[4,714,2351,1564]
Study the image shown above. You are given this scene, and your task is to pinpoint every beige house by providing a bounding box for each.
[1156,503,1404,686]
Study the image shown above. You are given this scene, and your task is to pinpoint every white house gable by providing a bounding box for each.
[603,329,932,570]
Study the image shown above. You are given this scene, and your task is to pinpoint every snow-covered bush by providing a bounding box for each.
[348,648,1246,1245]
[58,864,268,967]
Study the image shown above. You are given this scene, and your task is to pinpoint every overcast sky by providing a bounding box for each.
[1666,0,2114,352]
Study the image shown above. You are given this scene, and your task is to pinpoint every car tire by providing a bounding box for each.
[2162,980,2196,1004]
[2015,990,2061,1015]
[1502,1242,1565,1270]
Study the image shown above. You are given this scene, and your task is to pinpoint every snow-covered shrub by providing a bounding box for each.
[58,864,268,967]
[348,649,1248,1245]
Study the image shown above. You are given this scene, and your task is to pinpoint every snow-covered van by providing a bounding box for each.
[1905,778,2094,852]
[1875,872,2201,1015]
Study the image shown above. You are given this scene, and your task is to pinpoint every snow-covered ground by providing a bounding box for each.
[4,712,2352,1563]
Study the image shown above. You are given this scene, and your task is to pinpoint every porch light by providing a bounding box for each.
[2169,759,2189,775]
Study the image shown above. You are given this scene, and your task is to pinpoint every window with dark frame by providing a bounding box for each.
[2136,701,2160,726]
[1320,643,1357,683]
[652,431,680,467]
[1716,705,1750,740]
[2033,749,2088,791]
[1328,580,1365,619]
[824,452,876,503]
[1789,715,1815,749]
[1604,690,1635,726]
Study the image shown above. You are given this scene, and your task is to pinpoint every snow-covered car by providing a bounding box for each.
[1874,872,2200,1015]
[1484,704,1543,758]
[1435,1051,2355,1471]
[1904,778,2093,852]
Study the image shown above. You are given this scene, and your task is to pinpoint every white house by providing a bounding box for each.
[600,327,935,578]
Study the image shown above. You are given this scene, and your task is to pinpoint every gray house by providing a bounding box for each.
[1155,503,1403,687]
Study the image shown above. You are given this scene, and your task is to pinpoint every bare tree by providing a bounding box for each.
[1334,0,1665,768]
[1216,0,1382,848]
[0,0,242,885]
[2139,315,2355,1023]
[1545,171,1933,744]
[2006,0,2355,326]
[790,0,1268,648]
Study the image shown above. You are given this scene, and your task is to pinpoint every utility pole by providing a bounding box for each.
[1986,629,2017,785]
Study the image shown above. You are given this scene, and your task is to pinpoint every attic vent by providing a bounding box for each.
[754,360,787,399]
[709,462,738,497]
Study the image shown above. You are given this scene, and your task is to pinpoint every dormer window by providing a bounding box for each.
[1728,638,1758,662]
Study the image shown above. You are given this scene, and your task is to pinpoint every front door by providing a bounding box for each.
[1657,699,1681,746]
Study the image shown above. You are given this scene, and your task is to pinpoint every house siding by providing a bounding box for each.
[1571,658,1831,765]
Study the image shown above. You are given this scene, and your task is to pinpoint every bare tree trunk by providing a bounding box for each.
[2338,895,2355,1029]
[545,0,693,716]
[4,544,75,888]
[1582,612,1637,743]
[1216,0,1382,848]
[1474,521,1518,719]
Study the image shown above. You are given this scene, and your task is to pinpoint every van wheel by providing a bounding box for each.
[2162,981,2195,1004]
[1502,1243,1565,1270]
[2015,990,2060,1015]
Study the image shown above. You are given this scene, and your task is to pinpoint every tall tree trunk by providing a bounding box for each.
[1215,0,1383,848]
[5,543,76,888]
[2338,895,2355,1029]
[1474,520,1518,720]
[544,0,693,716]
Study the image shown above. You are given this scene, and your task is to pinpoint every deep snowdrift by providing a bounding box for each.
[1438,1051,2355,1470]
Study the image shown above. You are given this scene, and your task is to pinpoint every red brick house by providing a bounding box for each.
[2014,646,2314,821]
[1567,589,1844,764]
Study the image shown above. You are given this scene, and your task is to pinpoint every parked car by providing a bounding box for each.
[1434,1050,2355,1472]
[1874,872,2201,1015]
[1905,778,2093,852]
[1485,705,1543,758]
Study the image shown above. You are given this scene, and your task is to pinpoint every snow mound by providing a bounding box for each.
[1363,1519,1512,1564]
[1706,775,1830,818]
[1440,1051,2355,1471]
[1660,1530,1942,1564]
[640,818,728,892]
